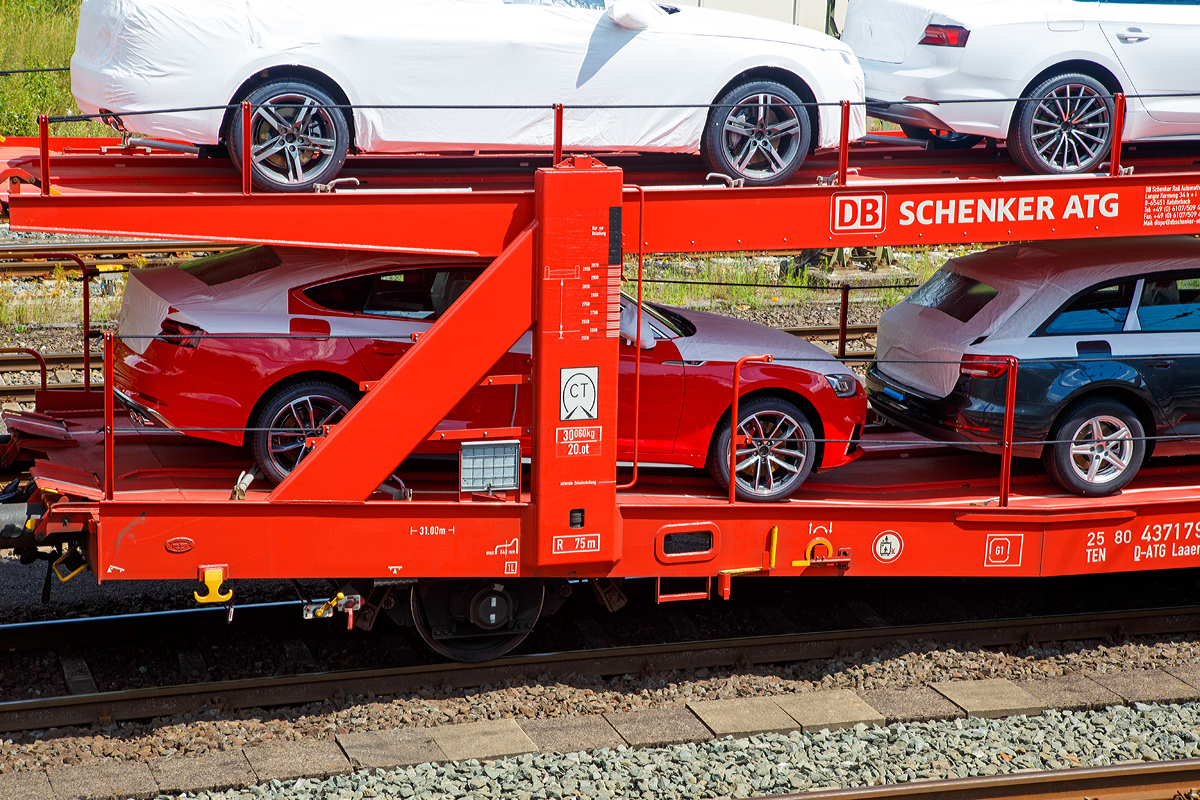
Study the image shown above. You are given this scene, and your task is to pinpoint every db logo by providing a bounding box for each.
[984,533,1023,567]
[831,193,886,234]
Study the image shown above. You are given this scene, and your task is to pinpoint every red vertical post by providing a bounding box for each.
[1109,93,1126,178]
[241,101,253,195]
[38,114,50,197]
[999,356,1018,508]
[82,267,92,393]
[837,285,850,358]
[729,355,772,504]
[837,101,851,186]
[617,185,645,491]
[553,104,564,166]
[103,332,114,501]
[527,159,624,572]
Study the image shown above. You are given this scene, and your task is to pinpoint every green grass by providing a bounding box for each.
[0,0,108,137]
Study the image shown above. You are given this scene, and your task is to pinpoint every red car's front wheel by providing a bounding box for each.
[707,395,816,502]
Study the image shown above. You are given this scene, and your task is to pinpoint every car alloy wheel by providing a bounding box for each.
[1011,73,1114,175]
[252,381,357,483]
[1043,397,1145,497]
[1067,415,1134,486]
[230,79,350,193]
[708,396,816,502]
[703,80,811,187]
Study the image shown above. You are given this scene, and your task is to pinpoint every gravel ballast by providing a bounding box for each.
[5,635,1200,775]
[158,701,1200,800]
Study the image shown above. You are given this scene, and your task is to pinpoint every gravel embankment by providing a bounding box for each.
[159,702,1200,800]
[3,634,1200,775]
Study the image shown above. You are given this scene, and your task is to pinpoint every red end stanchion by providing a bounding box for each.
[1109,93,1126,178]
[103,331,115,501]
[729,354,773,504]
[38,114,50,196]
[999,356,1018,508]
[616,185,646,492]
[837,285,850,358]
[553,104,564,166]
[241,101,253,195]
[837,101,851,186]
[41,254,94,391]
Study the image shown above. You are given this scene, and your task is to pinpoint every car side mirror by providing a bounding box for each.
[620,303,657,350]
[606,0,665,30]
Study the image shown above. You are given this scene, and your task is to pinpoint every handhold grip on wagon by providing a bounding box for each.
[195,566,232,603]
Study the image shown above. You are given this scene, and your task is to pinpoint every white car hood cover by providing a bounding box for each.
[877,236,1200,398]
[672,306,856,378]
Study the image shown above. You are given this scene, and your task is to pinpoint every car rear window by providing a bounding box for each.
[180,246,282,287]
[906,270,999,323]
[1042,279,1136,335]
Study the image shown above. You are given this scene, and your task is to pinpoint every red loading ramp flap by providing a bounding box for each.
[31,461,103,500]
[3,411,74,441]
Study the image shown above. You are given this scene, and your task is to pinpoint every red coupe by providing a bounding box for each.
[114,246,867,501]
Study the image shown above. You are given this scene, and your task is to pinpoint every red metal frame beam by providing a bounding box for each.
[9,171,1190,254]
[271,223,536,502]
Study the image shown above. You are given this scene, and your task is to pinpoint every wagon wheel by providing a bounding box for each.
[409,579,544,663]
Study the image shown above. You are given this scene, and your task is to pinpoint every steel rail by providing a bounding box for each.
[765,758,1200,800]
[4,603,1200,734]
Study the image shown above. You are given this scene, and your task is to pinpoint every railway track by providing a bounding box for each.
[769,759,1200,800]
[4,600,1200,734]
[0,240,232,277]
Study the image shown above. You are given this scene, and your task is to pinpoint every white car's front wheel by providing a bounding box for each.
[1010,73,1114,175]
[229,79,350,193]
[703,80,810,186]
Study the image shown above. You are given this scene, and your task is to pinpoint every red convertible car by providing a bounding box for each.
[114,246,867,501]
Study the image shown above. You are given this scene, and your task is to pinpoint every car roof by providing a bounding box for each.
[943,236,1200,340]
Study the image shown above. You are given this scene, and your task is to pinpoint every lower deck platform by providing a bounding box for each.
[14,407,1200,585]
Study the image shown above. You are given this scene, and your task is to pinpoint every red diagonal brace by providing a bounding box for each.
[271,222,536,502]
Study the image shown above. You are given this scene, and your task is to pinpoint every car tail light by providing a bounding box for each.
[919,24,970,47]
[959,354,1009,379]
[157,319,205,348]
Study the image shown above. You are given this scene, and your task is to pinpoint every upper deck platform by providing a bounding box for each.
[6,135,1200,254]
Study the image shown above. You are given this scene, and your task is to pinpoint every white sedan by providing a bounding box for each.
[71,0,865,191]
[841,0,1200,174]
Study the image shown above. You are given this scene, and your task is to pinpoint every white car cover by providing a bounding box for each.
[876,237,1200,398]
[118,247,473,354]
[73,0,865,153]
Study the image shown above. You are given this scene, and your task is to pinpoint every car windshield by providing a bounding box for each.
[906,270,999,324]
[181,246,282,287]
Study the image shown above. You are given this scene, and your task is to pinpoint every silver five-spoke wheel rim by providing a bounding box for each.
[1030,84,1111,172]
[267,394,349,476]
[251,92,339,185]
[1068,415,1133,485]
[733,409,809,496]
[722,93,802,181]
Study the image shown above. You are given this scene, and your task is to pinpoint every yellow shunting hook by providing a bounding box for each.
[195,566,233,603]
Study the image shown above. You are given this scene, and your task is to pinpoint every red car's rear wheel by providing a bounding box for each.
[252,381,355,483]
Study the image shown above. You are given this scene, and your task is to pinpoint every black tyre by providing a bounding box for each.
[229,79,350,193]
[899,124,983,150]
[1043,397,1145,497]
[702,80,811,187]
[251,381,356,484]
[707,396,817,502]
[1009,72,1114,175]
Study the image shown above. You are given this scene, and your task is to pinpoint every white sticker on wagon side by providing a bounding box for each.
[985,533,1023,567]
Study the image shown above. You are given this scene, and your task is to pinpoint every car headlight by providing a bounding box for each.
[825,373,858,398]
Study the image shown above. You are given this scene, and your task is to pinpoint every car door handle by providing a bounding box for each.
[1117,29,1150,42]
[363,343,407,355]
[1144,359,1175,369]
